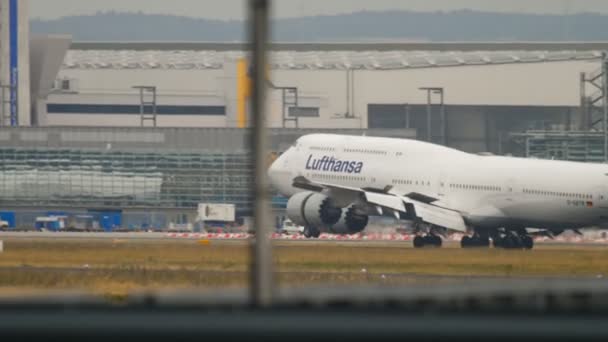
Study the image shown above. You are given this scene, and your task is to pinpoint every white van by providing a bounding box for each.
[280,219,304,235]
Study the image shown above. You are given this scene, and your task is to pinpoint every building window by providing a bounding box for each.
[47,104,226,116]
[61,79,71,90]
[288,106,320,117]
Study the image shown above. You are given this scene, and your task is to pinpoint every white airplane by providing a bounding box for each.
[268,134,608,249]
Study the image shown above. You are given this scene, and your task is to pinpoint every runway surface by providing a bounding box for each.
[1,231,608,297]
[1,231,607,248]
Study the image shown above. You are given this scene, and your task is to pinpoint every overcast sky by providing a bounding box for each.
[30,0,608,20]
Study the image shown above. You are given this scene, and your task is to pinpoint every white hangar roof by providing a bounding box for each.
[62,50,603,71]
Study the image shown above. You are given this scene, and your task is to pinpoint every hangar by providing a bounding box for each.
[37,43,606,154]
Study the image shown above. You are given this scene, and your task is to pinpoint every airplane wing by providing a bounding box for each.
[292,176,467,232]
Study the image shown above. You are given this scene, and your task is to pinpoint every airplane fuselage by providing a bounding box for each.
[270,134,608,232]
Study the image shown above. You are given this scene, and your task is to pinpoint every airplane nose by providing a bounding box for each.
[268,154,283,186]
[267,152,290,192]
[268,158,279,183]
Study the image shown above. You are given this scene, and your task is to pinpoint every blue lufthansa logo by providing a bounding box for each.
[305,155,363,174]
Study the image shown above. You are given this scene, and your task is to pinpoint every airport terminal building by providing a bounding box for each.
[0,126,412,229]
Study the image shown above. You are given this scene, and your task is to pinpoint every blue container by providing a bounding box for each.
[90,211,122,232]
[0,212,15,228]
[49,221,61,231]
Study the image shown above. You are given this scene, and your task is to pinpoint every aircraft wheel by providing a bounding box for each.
[461,236,472,248]
[521,235,534,250]
[430,235,443,247]
[462,235,490,248]
[311,227,321,238]
[499,234,525,249]
[413,235,425,248]
[478,237,490,248]
[303,227,313,239]
[502,236,514,249]
[510,235,523,249]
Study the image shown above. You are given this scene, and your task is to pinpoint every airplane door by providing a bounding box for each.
[595,185,608,208]
[437,171,447,198]
[505,178,517,201]
[595,185,608,228]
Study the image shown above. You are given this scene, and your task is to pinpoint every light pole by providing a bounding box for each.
[132,86,157,127]
[419,87,445,145]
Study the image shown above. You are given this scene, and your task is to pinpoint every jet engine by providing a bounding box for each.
[329,205,369,235]
[286,192,342,228]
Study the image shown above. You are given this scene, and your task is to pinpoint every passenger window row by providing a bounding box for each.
[309,146,335,152]
[344,148,388,155]
[523,189,592,199]
[312,173,366,183]
[450,184,501,191]
[392,179,430,186]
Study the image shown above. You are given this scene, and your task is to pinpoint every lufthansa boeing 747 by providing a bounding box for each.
[268,134,608,249]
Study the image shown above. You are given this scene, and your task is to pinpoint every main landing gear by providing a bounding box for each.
[413,234,443,248]
[412,223,443,248]
[493,232,534,250]
[460,230,534,249]
[303,226,321,238]
[460,234,490,248]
